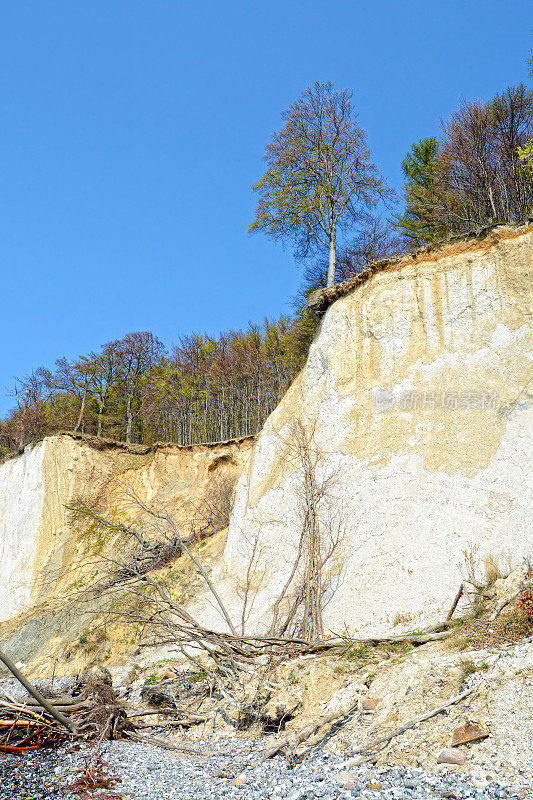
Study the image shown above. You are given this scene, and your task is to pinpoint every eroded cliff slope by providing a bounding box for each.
[0,434,253,624]
[225,224,533,635]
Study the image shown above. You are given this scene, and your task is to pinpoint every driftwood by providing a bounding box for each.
[129,708,206,721]
[0,698,54,721]
[124,730,213,754]
[21,695,83,707]
[0,649,77,733]
[0,719,52,728]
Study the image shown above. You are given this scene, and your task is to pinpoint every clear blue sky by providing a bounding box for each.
[0,0,531,416]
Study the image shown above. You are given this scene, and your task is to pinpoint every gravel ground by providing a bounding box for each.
[0,738,530,800]
[0,748,63,799]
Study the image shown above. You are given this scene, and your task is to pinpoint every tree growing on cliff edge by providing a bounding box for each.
[249,81,391,288]
[110,331,165,443]
[302,216,406,290]
[397,85,533,244]
[396,138,444,244]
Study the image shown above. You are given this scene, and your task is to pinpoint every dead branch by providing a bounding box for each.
[70,501,151,549]
[0,649,78,733]
[329,630,452,648]
[124,729,215,754]
[446,584,464,621]
[16,695,84,707]
[254,701,359,764]
[135,497,237,635]
[0,720,52,728]
[340,686,475,758]
[72,484,238,636]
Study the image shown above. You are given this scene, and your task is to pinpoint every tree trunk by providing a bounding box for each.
[327,225,336,288]
[0,649,77,733]
[73,388,87,433]
[488,185,497,223]
[126,394,133,444]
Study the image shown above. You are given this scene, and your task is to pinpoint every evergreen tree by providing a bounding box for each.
[396,138,443,244]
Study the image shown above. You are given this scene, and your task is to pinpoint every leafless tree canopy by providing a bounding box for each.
[399,84,533,244]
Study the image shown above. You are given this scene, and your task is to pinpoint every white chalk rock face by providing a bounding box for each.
[0,435,116,622]
[0,434,254,625]
[0,443,46,621]
[225,227,533,635]
[0,436,87,623]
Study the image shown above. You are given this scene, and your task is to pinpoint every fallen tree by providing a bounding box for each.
[48,425,465,756]
[0,654,135,751]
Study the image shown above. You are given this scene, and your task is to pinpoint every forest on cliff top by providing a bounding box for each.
[1,79,531,454]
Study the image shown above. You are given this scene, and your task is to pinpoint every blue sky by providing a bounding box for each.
[0,0,531,416]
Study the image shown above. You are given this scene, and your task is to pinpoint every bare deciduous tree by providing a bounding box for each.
[249,421,349,643]
[110,332,166,443]
[193,474,236,536]
[249,81,392,287]
[398,84,533,244]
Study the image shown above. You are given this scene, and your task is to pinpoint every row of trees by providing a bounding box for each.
[397,83,533,243]
[249,80,532,283]
[0,318,308,453]
[2,79,531,454]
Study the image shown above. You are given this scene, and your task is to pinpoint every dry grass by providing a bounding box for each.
[483,553,512,586]
[447,594,533,652]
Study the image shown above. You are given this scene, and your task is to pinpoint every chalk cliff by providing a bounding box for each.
[0,434,253,624]
[1,224,532,650]
[225,225,533,635]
